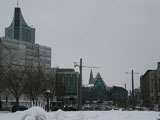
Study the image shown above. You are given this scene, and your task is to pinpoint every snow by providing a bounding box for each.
[0,107,159,120]
[83,84,94,87]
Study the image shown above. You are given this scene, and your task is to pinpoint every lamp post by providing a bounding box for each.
[44,90,52,112]
[74,58,82,110]
[126,70,139,110]
[74,58,99,110]
[79,58,82,110]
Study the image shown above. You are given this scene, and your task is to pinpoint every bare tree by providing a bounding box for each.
[46,69,56,97]
[0,65,7,110]
[25,66,46,104]
[0,39,26,109]
[56,79,66,101]
[0,39,54,109]
[3,65,26,108]
[0,39,11,110]
[0,39,7,93]
[0,65,5,111]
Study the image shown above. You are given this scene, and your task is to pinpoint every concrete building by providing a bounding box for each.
[140,63,160,108]
[0,37,51,109]
[1,7,51,71]
[0,7,51,110]
[0,37,51,72]
[111,86,128,104]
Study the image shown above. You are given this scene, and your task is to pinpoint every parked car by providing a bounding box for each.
[50,101,64,111]
[83,104,94,111]
[12,105,28,112]
[64,105,78,111]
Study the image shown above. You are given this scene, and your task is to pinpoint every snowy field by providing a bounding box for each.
[0,107,159,120]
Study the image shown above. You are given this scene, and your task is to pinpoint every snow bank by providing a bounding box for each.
[0,107,159,120]
[14,106,48,120]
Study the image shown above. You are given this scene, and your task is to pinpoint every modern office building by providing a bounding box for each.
[5,7,35,43]
[55,68,79,104]
[1,7,51,72]
[0,7,51,110]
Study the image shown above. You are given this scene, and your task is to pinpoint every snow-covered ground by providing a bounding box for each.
[0,107,159,120]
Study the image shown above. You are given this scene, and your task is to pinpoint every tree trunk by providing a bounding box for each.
[31,98,35,106]
[16,97,19,109]
[0,92,1,111]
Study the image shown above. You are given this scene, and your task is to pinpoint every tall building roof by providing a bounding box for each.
[89,69,95,84]
[5,7,35,43]
[94,72,107,88]
[57,68,75,72]
[95,72,102,79]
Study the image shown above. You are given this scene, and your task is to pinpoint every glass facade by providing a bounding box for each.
[14,8,20,40]
[56,69,79,97]
[5,8,35,44]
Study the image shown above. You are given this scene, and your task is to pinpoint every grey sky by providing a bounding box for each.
[1,0,160,90]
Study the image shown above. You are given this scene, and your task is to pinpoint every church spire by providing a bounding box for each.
[89,69,94,84]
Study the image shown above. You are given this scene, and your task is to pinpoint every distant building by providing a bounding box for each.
[94,73,107,90]
[111,86,128,104]
[140,63,160,108]
[134,88,142,106]
[82,71,128,104]
[88,69,94,84]
[82,84,94,103]
[92,72,111,101]
[55,68,79,104]
[5,7,35,43]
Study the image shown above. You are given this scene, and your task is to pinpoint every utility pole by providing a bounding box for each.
[126,70,139,110]
[79,58,82,110]
[74,58,99,110]
[131,70,134,110]
[74,58,82,110]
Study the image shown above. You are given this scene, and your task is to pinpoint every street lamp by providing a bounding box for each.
[74,58,82,110]
[44,90,52,112]
[126,70,139,110]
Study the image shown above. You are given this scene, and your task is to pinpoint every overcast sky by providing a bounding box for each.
[1,0,160,90]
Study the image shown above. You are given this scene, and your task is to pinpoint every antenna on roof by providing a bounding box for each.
[17,0,19,7]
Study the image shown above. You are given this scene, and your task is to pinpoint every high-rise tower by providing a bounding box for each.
[5,7,35,43]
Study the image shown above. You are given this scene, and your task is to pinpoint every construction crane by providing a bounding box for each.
[74,62,100,69]
[74,58,100,110]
